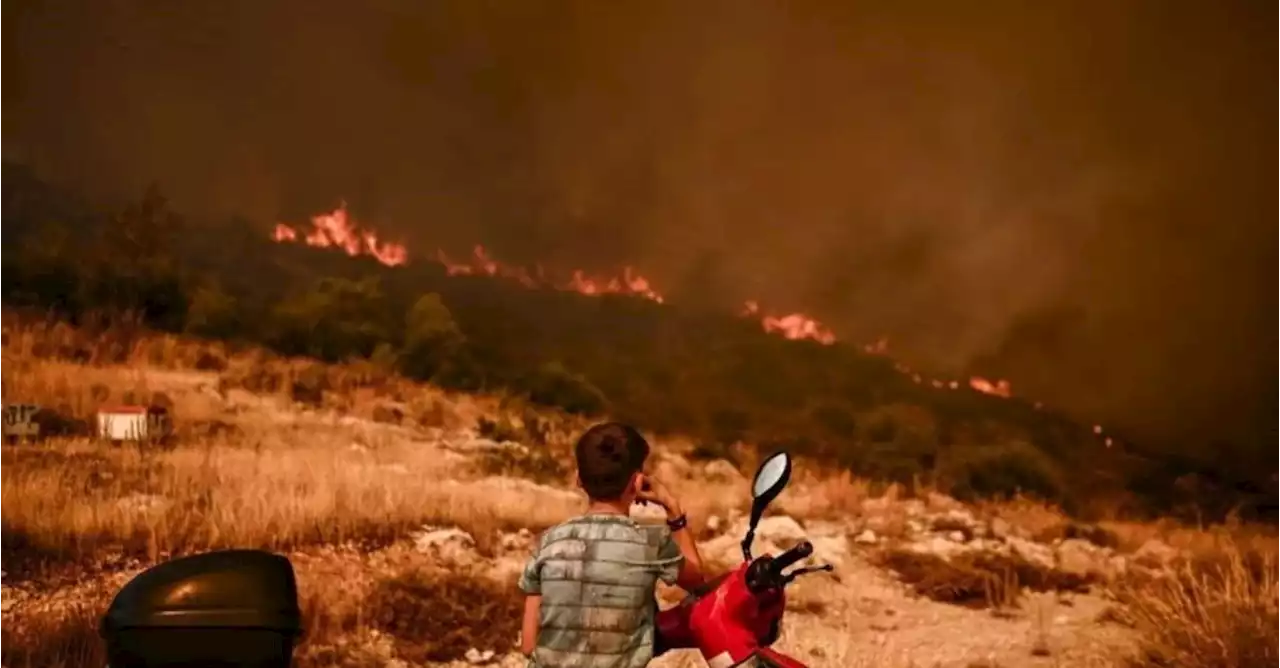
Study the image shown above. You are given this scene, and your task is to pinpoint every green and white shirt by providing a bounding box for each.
[519,514,683,668]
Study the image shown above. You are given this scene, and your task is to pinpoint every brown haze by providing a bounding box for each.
[3,0,1275,464]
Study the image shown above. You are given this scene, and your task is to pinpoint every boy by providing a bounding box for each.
[519,422,705,667]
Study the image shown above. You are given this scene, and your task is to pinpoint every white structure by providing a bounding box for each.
[97,405,172,443]
[2,403,41,439]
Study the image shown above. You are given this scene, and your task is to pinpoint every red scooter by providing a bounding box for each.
[655,452,833,668]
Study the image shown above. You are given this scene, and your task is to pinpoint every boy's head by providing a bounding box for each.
[574,422,650,503]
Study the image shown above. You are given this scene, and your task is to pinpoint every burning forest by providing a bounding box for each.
[271,202,1030,403]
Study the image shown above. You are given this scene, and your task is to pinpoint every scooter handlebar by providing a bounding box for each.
[765,540,813,582]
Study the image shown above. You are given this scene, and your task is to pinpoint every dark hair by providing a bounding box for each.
[575,422,650,500]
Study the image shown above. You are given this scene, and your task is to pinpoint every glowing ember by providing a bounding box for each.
[863,336,890,355]
[272,224,297,242]
[969,376,1013,398]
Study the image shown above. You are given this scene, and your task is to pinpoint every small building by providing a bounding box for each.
[97,405,172,444]
[2,403,42,442]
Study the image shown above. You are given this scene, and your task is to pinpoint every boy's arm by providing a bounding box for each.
[521,595,541,655]
[517,549,543,655]
[638,475,705,590]
[664,500,705,590]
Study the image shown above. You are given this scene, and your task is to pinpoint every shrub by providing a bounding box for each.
[399,293,465,381]
[876,548,1094,609]
[939,440,1066,504]
[268,277,393,361]
[184,283,240,339]
[366,566,522,662]
[521,361,606,416]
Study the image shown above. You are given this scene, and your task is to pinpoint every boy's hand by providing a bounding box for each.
[636,474,682,517]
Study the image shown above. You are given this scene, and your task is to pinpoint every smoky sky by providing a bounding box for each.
[4,0,1275,456]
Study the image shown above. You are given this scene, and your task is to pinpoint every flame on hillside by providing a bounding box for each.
[273,202,407,266]
[271,203,1040,407]
[741,301,836,345]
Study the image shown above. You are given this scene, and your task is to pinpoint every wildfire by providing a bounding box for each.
[273,202,407,266]
[270,203,1043,409]
[741,301,836,345]
[968,376,1013,398]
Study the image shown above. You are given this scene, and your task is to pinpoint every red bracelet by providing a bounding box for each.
[666,514,688,531]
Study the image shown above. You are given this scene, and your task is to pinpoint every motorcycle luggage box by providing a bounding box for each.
[100,549,302,668]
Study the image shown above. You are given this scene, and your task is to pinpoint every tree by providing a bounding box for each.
[269,276,393,361]
[399,293,466,381]
[184,283,240,339]
[70,185,192,329]
[522,361,607,416]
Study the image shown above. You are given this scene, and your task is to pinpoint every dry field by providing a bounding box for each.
[1,318,1275,668]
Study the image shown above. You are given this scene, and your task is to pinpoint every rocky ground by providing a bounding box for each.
[1,352,1273,668]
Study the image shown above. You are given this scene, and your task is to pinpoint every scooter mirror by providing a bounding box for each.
[742,452,792,561]
[751,452,792,500]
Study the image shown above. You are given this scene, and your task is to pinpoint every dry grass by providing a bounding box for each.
[876,548,1096,609]
[1116,543,1278,668]
[1,545,524,667]
[0,598,107,668]
[2,437,579,579]
[4,315,1277,667]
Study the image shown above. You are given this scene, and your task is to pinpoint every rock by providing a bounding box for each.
[854,529,879,545]
[1056,538,1102,577]
[900,499,926,517]
[410,525,478,564]
[925,491,963,511]
[861,497,894,514]
[1006,536,1055,569]
[906,535,967,560]
[809,534,851,568]
[1106,555,1129,578]
[465,647,496,664]
[942,508,977,528]
[699,533,754,568]
[989,517,1013,540]
[947,531,967,543]
[755,516,808,545]
[371,402,406,425]
[703,459,744,483]
[701,514,821,567]
[1133,538,1181,569]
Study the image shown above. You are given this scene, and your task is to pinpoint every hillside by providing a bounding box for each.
[1,319,1274,668]
[0,162,1269,520]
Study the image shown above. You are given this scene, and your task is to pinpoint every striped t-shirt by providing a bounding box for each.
[518,514,683,668]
